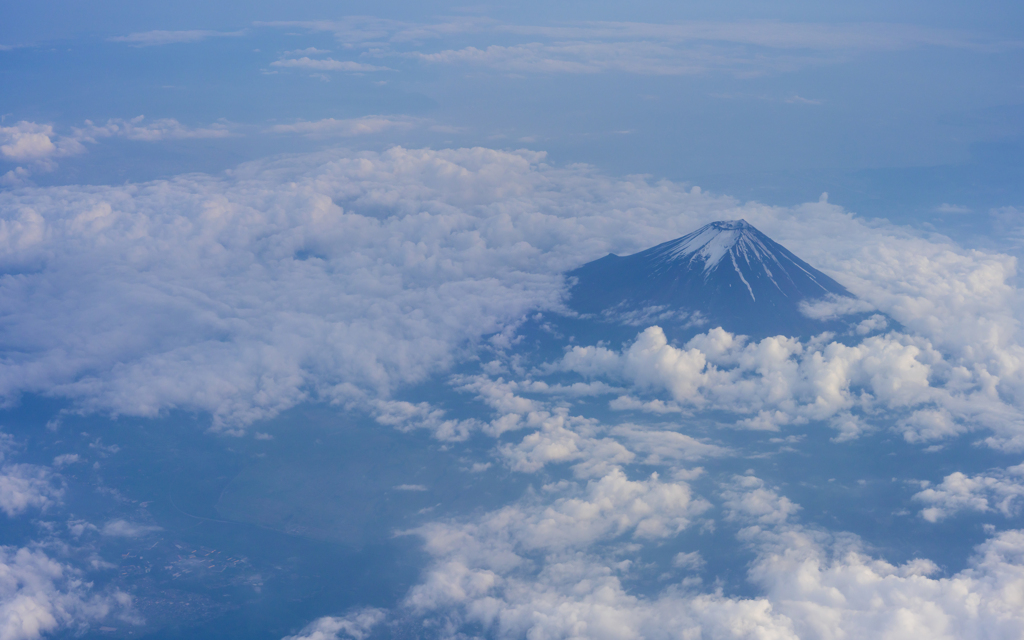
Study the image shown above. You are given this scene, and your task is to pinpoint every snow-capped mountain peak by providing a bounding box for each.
[660,219,760,272]
[565,219,865,338]
[645,219,837,301]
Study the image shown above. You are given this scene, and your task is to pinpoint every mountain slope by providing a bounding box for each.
[567,219,859,337]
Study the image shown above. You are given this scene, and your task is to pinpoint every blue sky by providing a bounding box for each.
[3,1,1022,238]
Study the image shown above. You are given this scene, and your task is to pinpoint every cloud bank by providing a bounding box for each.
[0,145,1021,439]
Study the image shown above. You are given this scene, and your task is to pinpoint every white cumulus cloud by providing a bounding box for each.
[0,122,86,169]
[282,608,385,640]
[0,545,133,640]
[0,465,62,518]
[913,463,1024,522]
[559,325,1024,447]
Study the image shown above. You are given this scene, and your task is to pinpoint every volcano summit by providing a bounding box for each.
[567,220,862,338]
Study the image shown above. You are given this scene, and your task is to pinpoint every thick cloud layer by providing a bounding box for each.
[1,146,1021,436]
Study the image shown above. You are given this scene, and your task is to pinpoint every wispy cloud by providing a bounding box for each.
[784,94,823,105]
[109,29,246,47]
[934,203,972,214]
[269,57,389,73]
[409,41,764,76]
[266,115,418,137]
[713,92,825,104]
[262,18,1022,78]
[284,47,332,56]
[496,21,1022,53]
[256,18,492,45]
[394,484,428,491]
[101,519,162,537]
[74,115,232,142]
[263,18,1022,52]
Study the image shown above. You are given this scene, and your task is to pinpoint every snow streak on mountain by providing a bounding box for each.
[567,220,857,337]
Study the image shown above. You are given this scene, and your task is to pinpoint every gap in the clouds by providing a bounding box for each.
[389,378,997,596]
[400,319,1024,582]
[761,427,1021,575]
[214,402,534,544]
[334,362,774,600]
[0,395,450,639]
[4,376,1024,636]
[622,408,1024,576]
